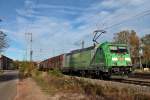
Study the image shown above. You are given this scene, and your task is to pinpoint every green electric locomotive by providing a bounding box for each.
[62,42,132,78]
[39,42,132,79]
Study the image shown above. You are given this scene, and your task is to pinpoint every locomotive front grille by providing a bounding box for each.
[111,67,131,74]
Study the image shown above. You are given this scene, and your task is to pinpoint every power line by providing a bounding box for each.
[89,9,150,45]
[103,9,150,30]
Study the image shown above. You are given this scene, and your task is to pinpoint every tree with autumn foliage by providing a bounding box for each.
[128,30,140,59]
[141,34,150,67]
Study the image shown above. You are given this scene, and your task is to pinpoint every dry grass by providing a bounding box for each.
[133,68,150,73]
[0,70,4,75]
[14,78,49,100]
[31,70,150,100]
[17,62,150,100]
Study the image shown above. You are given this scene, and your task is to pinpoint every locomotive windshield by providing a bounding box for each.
[110,46,128,54]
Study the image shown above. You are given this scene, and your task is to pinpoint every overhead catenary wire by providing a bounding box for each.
[103,9,150,30]
[83,8,150,45]
[90,8,150,45]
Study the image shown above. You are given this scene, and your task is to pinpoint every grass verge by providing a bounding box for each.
[32,69,150,100]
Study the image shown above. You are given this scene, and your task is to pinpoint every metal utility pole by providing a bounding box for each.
[81,40,84,49]
[25,33,33,62]
[139,42,143,69]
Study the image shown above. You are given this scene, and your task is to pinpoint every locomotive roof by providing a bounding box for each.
[69,42,127,54]
[98,42,127,47]
[41,54,64,62]
[71,46,95,54]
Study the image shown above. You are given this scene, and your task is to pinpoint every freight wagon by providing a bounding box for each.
[0,55,13,70]
[39,54,64,71]
[39,42,132,79]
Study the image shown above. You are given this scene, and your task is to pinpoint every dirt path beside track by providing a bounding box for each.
[14,78,88,100]
[14,78,49,100]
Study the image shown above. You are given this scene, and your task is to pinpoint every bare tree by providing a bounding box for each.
[0,31,9,52]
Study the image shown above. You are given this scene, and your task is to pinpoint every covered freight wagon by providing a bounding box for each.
[39,54,64,71]
[0,55,13,70]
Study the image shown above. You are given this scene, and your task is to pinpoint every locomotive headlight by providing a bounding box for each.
[112,57,118,61]
[125,58,131,61]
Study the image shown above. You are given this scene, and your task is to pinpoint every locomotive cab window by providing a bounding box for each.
[109,46,118,53]
[118,46,128,54]
[110,46,128,54]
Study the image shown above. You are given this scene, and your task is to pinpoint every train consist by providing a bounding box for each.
[0,55,13,70]
[39,42,132,79]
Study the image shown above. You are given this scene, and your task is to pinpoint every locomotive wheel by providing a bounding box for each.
[80,71,85,77]
[103,74,111,80]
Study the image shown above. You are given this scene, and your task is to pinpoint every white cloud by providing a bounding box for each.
[36,4,85,11]
[16,8,39,17]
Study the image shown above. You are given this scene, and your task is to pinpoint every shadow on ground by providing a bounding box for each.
[0,71,18,82]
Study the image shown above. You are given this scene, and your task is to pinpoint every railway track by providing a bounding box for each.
[111,78,150,87]
[66,74,150,87]
[129,72,150,79]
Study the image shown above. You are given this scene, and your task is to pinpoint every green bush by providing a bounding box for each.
[18,61,35,79]
[48,69,63,77]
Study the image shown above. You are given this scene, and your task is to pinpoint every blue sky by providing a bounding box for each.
[0,0,150,61]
